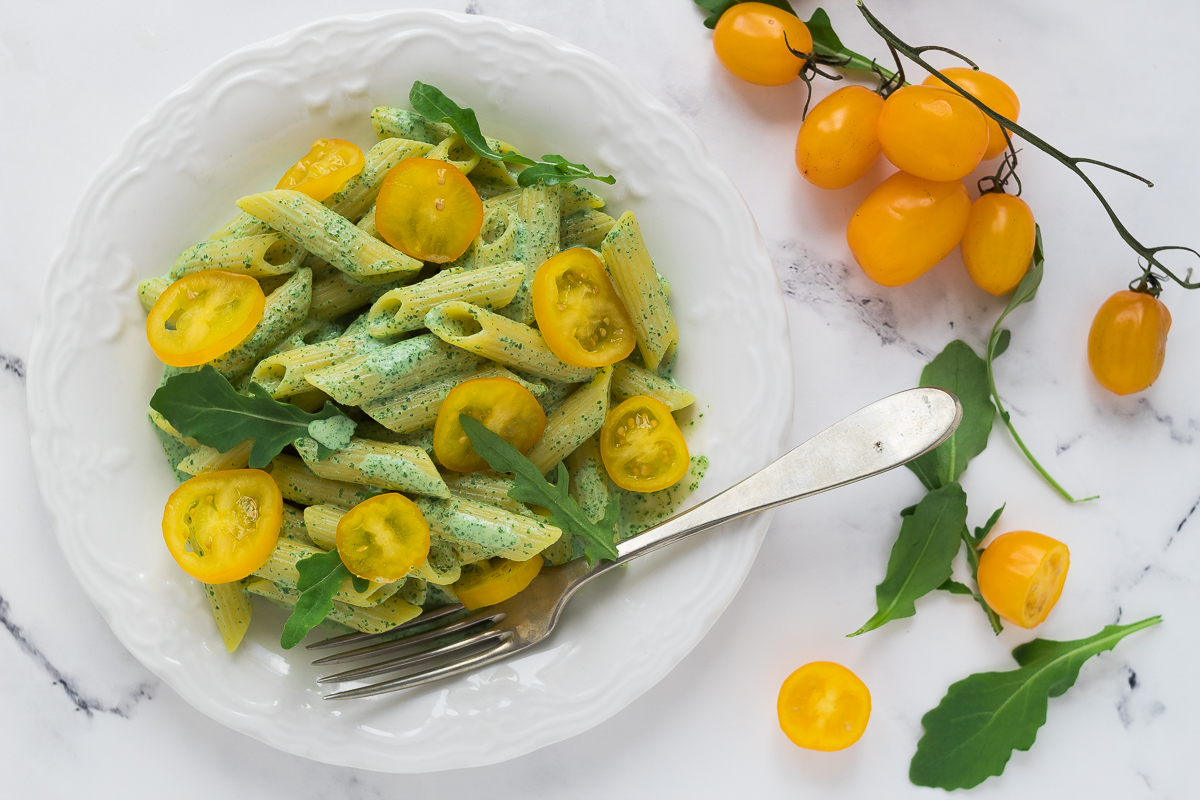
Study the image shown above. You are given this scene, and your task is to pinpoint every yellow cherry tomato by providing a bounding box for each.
[434,377,547,472]
[452,556,544,611]
[276,138,366,201]
[532,248,637,368]
[795,85,884,190]
[146,271,265,367]
[336,493,431,582]
[375,158,484,263]
[600,395,689,493]
[977,531,1069,628]
[1087,290,1172,395]
[712,2,811,86]
[162,469,283,584]
[923,68,1020,160]
[877,85,989,181]
[960,193,1036,296]
[846,171,971,287]
[777,661,871,751]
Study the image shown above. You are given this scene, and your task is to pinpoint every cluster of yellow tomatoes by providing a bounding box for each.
[712,2,1172,397]
[711,1,1085,753]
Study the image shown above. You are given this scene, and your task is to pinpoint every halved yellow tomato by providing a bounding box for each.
[276,138,365,201]
[146,271,265,367]
[433,377,547,472]
[977,531,1069,628]
[600,395,689,492]
[777,661,871,751]
[162,469,283,584]
[375,158,484,263]
[336,493,431,582]
[532,248,637,367]
[452,556,543,610]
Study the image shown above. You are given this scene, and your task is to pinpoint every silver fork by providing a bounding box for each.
[308,387,961,700]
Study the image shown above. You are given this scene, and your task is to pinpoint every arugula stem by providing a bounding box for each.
[986,318,1098,504]
[959,526,1003,634]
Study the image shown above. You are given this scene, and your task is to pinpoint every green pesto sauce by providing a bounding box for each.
[619,455,709,539]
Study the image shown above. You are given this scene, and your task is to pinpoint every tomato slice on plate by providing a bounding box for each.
[162,469,283,584]
[146,271,265,367]
[375,157,484,263]
[600,395,689,492]
[452,556,543,610]
[532,248,637,368]
[433,377,546,472]
[336,493,431,582]
[276,138,365,201]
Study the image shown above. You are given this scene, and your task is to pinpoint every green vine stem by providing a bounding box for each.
[987,228,1099,503]
[856,1,1200,294]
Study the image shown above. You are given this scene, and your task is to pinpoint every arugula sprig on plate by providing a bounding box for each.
[408,81,615,188]
[279,548,370,650]
[150,366,356,467]
[460,415,620,565]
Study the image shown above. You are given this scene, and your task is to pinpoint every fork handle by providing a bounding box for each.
[591,387,961,572]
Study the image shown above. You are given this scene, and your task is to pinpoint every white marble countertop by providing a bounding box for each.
[3,0,1198,796]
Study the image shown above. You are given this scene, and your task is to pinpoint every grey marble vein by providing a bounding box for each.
[0,593,155,717]
[0,353,26,383]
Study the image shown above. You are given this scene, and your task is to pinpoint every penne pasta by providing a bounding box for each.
[170,233,304,280]
[203,580,254,653]
[542,436,613,565]
[304,332,485,407]
[250,331,379,399]
[267,454,380,508]
[525,365,613,475]
[426,133,481,175]
[611,360,696,410]
[176,439,253,476]
[441,470,529,516]
[293,437,450,499]
[137,276,171,312]
[414,494,562,562]
[323,137,434,222]
[279,504,313,546]
[207,267,312,381]
[424,301,594,383]
[365,261,525,338]
[246,578,422,635]
[237,189,422,283]
[561,208,617,250]
[601,211,678,370]
[504,183,562,323]
[208,211,273,241]
[360,364,543,434]
[371,106,454,144]
[252,538,393,607]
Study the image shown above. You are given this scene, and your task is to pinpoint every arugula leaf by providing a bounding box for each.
[850,482,968,636]
[692,0,797,28]
[910,616,1162,789]
[986,227,1097,503]
[460,415,620,564]
[408,82,614,187]
[905,340,995,491]
[280,548,351,649]
[149,366,355,468]
[964,505,1005,633]
[937,579,974,595]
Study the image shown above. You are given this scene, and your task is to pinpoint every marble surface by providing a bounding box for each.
[2,0,1197,796]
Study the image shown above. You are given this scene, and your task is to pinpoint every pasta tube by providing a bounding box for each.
[371,106,454,144]
[208,211,273,241]
[561,208,617,250]
[293,437,450,499]
[424,301,594,383]
[365,261,525,338]
[170,233,304,280]
[504,183,562,323]
[525,366,613,475]
[361,364,543,434]
[237,189,422,283]
[252,538,392,607]
[542,436,612,565]
[611,360,696,410]
[323,137,434,222]
[426,134,481,176]
[414,495,562,563]
[250,331,379,399]
[600,211,678,370]
[207,267,312,380]
[246,579,421,635]
[137,277,171,312]
[267,454,380,508]
[304,333,485,407]
[176,439,253,476]
[202,581,253,653]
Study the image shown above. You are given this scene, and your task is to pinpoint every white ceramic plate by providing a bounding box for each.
[27,10,793,772]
